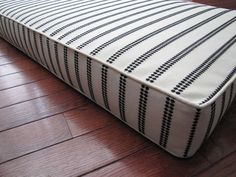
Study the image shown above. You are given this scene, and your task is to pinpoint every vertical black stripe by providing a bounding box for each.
[87,57,96,101]
[3,17,13,43]
[101,65,110,110]
[6,18,17,46]
[226,83,234,112]
[46,38,57,74]
[74,51,84,92]
[159,96,175,148]
[138,85,149,134]
[22,26,32,57]
[119,74,127,121]
[54,42,65,80]
[17,23,26,53]
[27,28,38,62]
[64,46,73,86]
[33,31,44,65]
[39,34,50,69]
[184,108,201,157]
[219,92,226,122]
[204,102,216,140]
[0,16,7,39]
[9,19,21,48]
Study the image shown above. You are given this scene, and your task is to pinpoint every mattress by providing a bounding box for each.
[0,0,236,158]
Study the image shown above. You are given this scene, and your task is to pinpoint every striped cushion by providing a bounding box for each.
[0,0,236,157]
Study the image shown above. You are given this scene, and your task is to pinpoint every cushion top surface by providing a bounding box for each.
[1,0,236,107]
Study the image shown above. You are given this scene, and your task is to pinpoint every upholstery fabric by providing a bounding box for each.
[0,0,236,157]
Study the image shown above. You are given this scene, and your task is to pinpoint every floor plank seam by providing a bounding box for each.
[0,75,53,92]
[79,145,150,176]
[0,121,116,166]
[0,103,77,133]
[0,87,70,110]
[0,136,74,166]
[191,149,236,177]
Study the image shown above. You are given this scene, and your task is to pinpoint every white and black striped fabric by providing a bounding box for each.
[0,0,236,158]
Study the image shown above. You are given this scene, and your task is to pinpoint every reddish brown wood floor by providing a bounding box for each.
[0,1,236,176]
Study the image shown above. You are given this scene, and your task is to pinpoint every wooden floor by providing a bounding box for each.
[0,1,236,176]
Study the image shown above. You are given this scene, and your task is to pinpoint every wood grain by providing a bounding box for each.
[0,39,25,58]
[85,145,210,177]
[0,67,52,91]
[0,122,148,177]
[0,77,68,108]
[0,56,19,65]
[64,101,115,137]
[0,89,86,131]
[195,151,236,177]
[0,115,72,163]
[0,59,40,76]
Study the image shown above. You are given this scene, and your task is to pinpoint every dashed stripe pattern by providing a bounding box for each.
[78,1,184,49]
[184,108,201,157]
[67,1,177,46]
[204,102,216,140]
[225,83,234,112]
[1,0,236,158]
[138,85,149,134]
[46,38,57,74]
[74,51,84,93]
[90,4,206,55]
[39,34,50,69]
[146,16,236,83]
[60,0,162,42]
[119,74,127,121]
[172,33,236,96]
[123,10,230,73]
[64,46,73,86]
[87,57,96,101]
[41,0,123,32]
[54,42,64,80]
[200,67,236,105]
[101,65,110,110]
[159,97,175,148]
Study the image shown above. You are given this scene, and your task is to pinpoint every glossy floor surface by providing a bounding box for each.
[0,0,236,176]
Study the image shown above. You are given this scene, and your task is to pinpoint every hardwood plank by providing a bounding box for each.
[0,56,20,65]
[0,67,52,91]
[0,89,89,131]
[0,77,68,108]
[199,99,236,163]
[0,39,25,58]
[0,59,40,76]
[195,151,236,177]
[64,102,115,137]
[0,122,148,177]
[193,0,236,9]
[85,145,210,177]
[0,115,72,164]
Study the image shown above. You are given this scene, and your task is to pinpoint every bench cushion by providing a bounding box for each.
[0,0,236,157]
